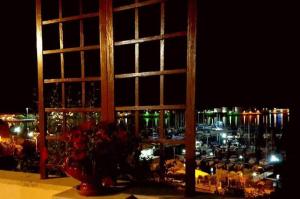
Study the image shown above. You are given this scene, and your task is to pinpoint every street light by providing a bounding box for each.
[26,107,29,118]
[25,107,29,136]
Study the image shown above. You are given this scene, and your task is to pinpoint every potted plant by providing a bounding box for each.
[62,120,139,196]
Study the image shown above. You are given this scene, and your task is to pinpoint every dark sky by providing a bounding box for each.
[0,0,296,113]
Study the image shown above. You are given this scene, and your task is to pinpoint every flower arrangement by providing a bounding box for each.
[62,120,140,196]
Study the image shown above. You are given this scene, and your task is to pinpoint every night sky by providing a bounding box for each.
[0,0,296,113]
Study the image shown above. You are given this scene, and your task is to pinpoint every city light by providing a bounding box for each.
[269,154,280,163]
[13,126,22,134]
[140,147,155,160]
[239,155,243,160]
[28,131,34,137]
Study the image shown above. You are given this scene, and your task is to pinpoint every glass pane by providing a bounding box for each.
[85,112,101,124]
[43,54,61,79]
[65,83,82,107]
[62,0,80,17]
[82,0,99,14]
[64,52,81,78]
[139,41,160,72]
[48,141,66,165]
[114,44,135,74]
[46,112,63,135]
[139,4,160,37]
[140,110,160,140]
[42,0,59,20]
[116,111,134,133]
[42,24,59,50]
[83,17,99,46]
[85,81,101,107]
[113,9,135,41]
[139,76,160,105]
[164,110,185,140]
[115,78,135,106]
[113,0,135,7]
[165,37,187,70]
[44,83,62,108]
[165,0,187,33]
[164,74,186,105]
[84,50,100,77]
[63,21,80,48]
[65,112,84,130]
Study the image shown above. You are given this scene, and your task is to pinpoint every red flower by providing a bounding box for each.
[101,176,113,187]
[60,131,71,142]
[96,129,111,142]
[79,120,96,132]
[71,150,88,161]
[116,129,128,143]
[70,129,88,150]
[62,120,138,191]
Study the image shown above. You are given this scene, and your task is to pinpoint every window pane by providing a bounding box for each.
[140,41,160,72]
[43,24,59,50]
[42,0,59,20]
[139,4,160,37]
[43,54,61,79]
[113,0,135,7]
[165,0,187,33]
[65,83,82,107]
[115,78,135,106]
[85,50,100,77]
[114,45,135,74]
[164,74,186,105]
[85,81,101,107]
[44,83,62,108]
[139,76,160,105]
[64,52,81,78]
[82,0,99,14]
[113,9,135,41]
[165,37,187,70]
[83,17,99,46]
[62,0,80,17]
[63,21,80,48]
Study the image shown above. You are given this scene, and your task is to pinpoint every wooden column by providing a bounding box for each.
[100,0,115,123]
[159,1,166,181]
[79,0,86,113]
[185,0,197,196]
[134,0,140,136]
[35,0,47,179]
[58,0,67,134]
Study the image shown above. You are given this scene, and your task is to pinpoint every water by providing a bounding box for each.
[199,112,289,130]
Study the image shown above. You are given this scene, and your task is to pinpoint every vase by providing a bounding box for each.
[63,157,101,196]
[78,182,100,196]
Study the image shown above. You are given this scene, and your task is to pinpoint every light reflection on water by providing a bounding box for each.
[201,112,288,130]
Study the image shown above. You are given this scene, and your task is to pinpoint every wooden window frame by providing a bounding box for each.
[36,0,197,195]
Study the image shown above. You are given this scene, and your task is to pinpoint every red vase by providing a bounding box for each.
[78,182,99,196]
